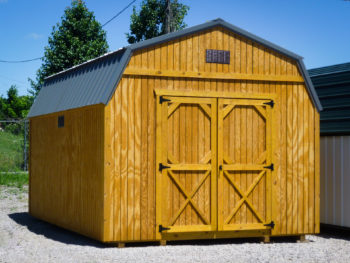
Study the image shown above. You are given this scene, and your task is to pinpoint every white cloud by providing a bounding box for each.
[27,33,43,40]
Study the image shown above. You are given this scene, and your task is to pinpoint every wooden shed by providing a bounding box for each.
[28,18,322,245]
[309,63,350,229]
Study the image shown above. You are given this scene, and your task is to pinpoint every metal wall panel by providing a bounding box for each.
[320,136,350,228]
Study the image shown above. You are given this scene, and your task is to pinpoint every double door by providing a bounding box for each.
[156,91,274,235]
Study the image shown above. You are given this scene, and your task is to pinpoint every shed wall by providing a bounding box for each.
[320,136,350,228]
[30,105,105,241]
[103,27,320,242]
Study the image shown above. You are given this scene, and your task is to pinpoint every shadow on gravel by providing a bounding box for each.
[8,212,107,248]
[7,212,319,248]
[319,224,350,241]
[119,236,307,248]
[165,236,309,247]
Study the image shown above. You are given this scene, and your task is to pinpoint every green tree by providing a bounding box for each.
[0,86,32,119]
[126,0,189,44]
[29,0,109,96]
[0,85,32,134]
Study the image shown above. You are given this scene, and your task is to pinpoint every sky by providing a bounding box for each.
[0,0,350,96]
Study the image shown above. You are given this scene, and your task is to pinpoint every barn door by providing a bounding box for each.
[217,98,274,231]
[156,95,217,234]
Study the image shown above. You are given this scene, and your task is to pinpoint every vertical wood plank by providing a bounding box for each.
[303,87,309,234]
[103,89,114,241]
[148,77,156,239]
[280,82,287,234]
[120,78,128,241]
[292,83,298,234]
[286,83,293,234]
[308,97,315,233]
[315,112,320,233]
[134,77,141,240]
[127,77,135,240]
[114,84,122,241]
[297,84,304,234]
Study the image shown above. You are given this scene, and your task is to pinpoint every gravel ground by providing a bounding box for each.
[1,185,350,263]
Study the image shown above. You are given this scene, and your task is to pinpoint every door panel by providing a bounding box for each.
[157,95,217,233]
[156,93,274,236]
[218,98,273,231]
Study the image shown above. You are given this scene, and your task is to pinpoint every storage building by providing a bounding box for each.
[309,63,350,229]
[28,18,322,245]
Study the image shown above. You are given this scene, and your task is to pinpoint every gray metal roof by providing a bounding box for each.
[309,62,350,135]
[28,48,130,117]
[28,18,322,118]
[309,62,350,77]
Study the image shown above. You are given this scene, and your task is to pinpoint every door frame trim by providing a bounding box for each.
[155,89,277,239]
[154,89,277,100]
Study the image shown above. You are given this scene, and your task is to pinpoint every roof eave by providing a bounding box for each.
[297,59,323,112]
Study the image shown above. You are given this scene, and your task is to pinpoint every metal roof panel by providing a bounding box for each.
[27,49,126,117]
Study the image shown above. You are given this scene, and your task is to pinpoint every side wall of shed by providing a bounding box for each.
[103,27,320,242]
[320,135,350,228]
[30,105,105,241]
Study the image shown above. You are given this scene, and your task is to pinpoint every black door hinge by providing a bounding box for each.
[263,163,274,171]
[264,221,275,229]
[159,163,171,171]
[263,100,274,108]
[159,96,171,104]
[159,224,171,232]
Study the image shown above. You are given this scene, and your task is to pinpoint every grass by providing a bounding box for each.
[0,172,28,188]
[0,131,23,171]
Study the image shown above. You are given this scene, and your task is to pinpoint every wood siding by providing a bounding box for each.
[320,136,350,228]
[30,105,105,241]
[103,27,320,242]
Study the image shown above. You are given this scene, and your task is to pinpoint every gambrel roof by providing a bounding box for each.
[28,18,322,117]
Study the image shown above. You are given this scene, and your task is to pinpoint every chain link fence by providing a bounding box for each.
[0,119,29,172]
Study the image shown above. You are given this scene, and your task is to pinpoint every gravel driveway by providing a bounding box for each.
[1,185,350,263]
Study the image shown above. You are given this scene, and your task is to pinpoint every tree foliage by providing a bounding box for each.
[29,0,109,96]
[126,0,189,44]
[0,86,32,120]
[0,86,32,134]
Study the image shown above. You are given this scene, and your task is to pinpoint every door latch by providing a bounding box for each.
[159,96,171,104]
[159,163,171,171]
[263,100,274,108]
[263,163,274,171]
[159,225,171,232]
[264,221,275,229]
[219,165,223,170]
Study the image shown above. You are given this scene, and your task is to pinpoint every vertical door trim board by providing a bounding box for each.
[155,94,163,240]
